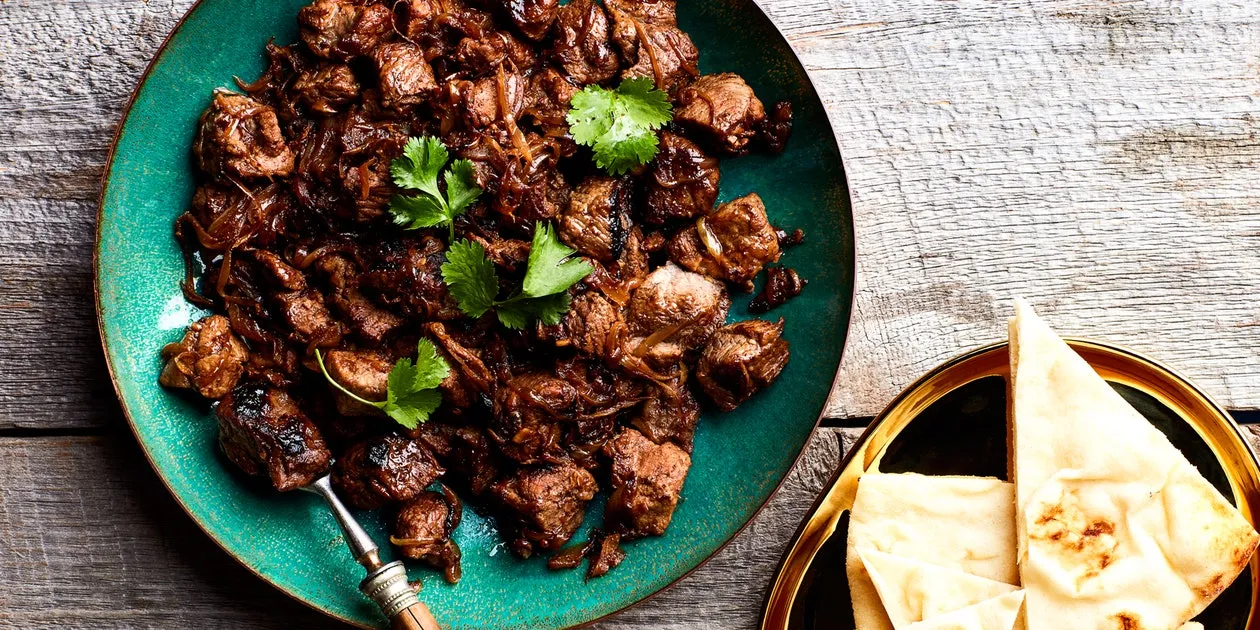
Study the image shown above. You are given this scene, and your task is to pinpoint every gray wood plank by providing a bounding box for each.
[0,428,857,629]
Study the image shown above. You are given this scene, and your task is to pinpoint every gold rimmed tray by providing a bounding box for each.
[762,339,1260,629]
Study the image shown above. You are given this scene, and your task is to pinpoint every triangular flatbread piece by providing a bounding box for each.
[846,473,1018,630]
[1010,298,1258,629]
[859,547,1018,628]
[903,591,1025,630]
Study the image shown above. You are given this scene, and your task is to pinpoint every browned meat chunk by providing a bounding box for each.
[371,42,437,109]
[696,319,789,410]
[675,73,767,156]
[393,486,463,583]
[217,384,332,491]
[413,423,502,495]
[360,237,463,321]
[249,249,306,291]
[454,30,536,75]
[626,263,729,367]
[748,265,806,313]
[292,63,360,114]
[492,461,598,556]
[423,322,495,411]
[668,193,781,288]
[334,435,445,510]
[160,315,248,399]
[603,427,690,537]
[524,69,577,137]
[606,0,697,94]
[195,92,295,180]
[562,291,628,363]
[456,71,527,131]
[644,133,720,225]
[329,288,404,344]
[489,373,577,464]
[298,0,394,61]
[501,0,557,40]
[274,289,345,346]
[559,176,632,263]
[551,0,620,85]
[632,381,700,452]
[321,348,391,415]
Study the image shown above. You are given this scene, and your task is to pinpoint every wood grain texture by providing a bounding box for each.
[0,428,855,629]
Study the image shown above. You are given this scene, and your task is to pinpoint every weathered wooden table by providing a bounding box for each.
[3,0,1260,627]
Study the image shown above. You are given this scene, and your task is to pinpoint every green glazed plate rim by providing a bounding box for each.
[94,1,857,627]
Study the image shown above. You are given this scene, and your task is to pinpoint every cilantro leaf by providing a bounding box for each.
[444,159,483,215]
[494,299,533,330]
[391,136,447,199]
[388,137,483,238]
[315,339,450,430]
[522,223,593,298]
[441,239,499,318]
[389,194,447,229]
[567,79,672,175]
[495,292,571,330]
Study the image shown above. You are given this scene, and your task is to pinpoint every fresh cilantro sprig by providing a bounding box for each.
[441,223,593,330]
[389,137,483,241]
[315,339,450,429]
[567,77,673,175]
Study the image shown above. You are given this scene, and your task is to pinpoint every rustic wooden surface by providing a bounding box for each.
[3,0,1260,627]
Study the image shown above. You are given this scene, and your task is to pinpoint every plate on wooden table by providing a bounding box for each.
[95,0,854,627]
[762,339,1260,630]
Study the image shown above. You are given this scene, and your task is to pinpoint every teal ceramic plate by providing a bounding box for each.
[96,1,854,628]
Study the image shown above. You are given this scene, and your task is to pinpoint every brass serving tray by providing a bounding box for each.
[762,339,1260,630]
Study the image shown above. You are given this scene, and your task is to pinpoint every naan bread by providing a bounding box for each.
[903,591,1026,630]
[847,473,1019,630]
[1010,298,1258,629]
[859,547,1018,628]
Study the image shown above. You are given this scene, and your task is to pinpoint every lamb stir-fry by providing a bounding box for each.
[160,0,803,583]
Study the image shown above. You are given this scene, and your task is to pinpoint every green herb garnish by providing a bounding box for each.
[316,339,450,429]
[567,77,673,175]
[441,223,593,329]
[388,136,483,241]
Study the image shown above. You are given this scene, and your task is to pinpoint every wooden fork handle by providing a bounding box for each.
[391,601,441,630]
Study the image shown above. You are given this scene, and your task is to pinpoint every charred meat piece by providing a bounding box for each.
[359,236,463,321]
[274,289,345,347]
[523,69,577,137]
[626,263,729,367]
[320,348,391,416]
[249,250,306,291]
[454,30,536,75]
[604,427,690,537]
[413,423,502,495]
[292,63,360,114]
[696,319,789,411]
[644,133,720,225]
[160,315,249,399]
[562,291,628,363]
[559,176,632,263]
[675,73,767,156]
[551,0,620,85]
[492,461,598,556]
[748,265,806,314]
[755,100,793,154]
[393,486,463,583]
[328,288,404,344]
[668,193,781,288]
[195,92,295,180]
[501,0,558,40]
[606,0,697,94]
[632,380,700,452]
[456,71,527,131]
[217,383,332,491]
[555,357,644,461]
[298,0,394,61]
[334,435,445,510]
[490,373,577,464]
[371,42,437,109]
